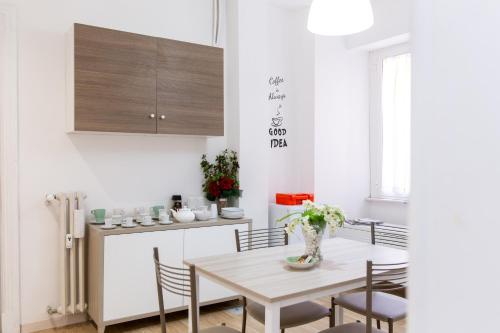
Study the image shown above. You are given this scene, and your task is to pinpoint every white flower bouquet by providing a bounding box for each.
[278,200,345,258]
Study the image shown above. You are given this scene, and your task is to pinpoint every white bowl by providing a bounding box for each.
[194,210,211,221]
[221,212,244,219]
[222,207,243,212]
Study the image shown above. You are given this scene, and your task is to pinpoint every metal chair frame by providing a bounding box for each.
[366,261,408,333]
[331,260,408,333]
[234,226,288,252]
[370,224,408,249]
[153,247,233,333]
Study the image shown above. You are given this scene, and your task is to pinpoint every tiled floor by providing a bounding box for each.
[36,298,406,333]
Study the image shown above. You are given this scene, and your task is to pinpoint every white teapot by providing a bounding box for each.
[170,207,195,223]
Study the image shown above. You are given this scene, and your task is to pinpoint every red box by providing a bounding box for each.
[276,193,314,205]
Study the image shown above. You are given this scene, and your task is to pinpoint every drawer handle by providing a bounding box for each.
[160,115,166,120]
[149,114,156,119]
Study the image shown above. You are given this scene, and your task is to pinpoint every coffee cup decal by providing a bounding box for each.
[271,117,283,127]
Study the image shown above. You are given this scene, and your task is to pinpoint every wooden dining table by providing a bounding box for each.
[183,237,408,333]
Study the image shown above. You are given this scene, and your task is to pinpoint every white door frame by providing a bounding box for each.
[0,4,21,333]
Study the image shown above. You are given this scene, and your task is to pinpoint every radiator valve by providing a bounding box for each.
[46,306,59,315]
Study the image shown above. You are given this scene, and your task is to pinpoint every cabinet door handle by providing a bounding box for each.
[149,114,156,119]
[160,115,166,120]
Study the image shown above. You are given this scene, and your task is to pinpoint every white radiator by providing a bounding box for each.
[46,192,87,315]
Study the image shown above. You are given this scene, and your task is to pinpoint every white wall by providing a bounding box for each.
[265,6,315,199]
[314,37,370,219]
[314,0,410,224]
[410,1,500,332]
[5,0,231,327]
[290,8,315,194]
[345,0,411,50]
[234,1,315,229]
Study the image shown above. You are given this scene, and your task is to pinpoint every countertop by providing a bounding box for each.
[87,217,252,236]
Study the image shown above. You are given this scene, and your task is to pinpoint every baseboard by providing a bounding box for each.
[21,313,88,333]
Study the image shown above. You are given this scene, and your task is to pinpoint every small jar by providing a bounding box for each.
[172,195,182,211]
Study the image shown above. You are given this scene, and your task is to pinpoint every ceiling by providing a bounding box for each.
[270,0,312,9]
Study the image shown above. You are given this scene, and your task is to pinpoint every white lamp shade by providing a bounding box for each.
[307,0,374,36]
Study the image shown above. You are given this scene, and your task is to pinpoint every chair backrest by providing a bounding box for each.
[234,226,288,252]
[365,260,408,333]
[370,223,408,249]
[153,247,199,333]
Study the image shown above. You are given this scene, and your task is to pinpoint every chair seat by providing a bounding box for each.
[201,326,241,333]
[247,300,330,329]
[335,292,407,321]
[319,322,385,333]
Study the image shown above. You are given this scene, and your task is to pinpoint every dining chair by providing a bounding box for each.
[328,261,408,333]
[234,226,332,333]
[331,223,408,330]
[153,247,241,333]
[370,223,408,302]
[370,224,408,250]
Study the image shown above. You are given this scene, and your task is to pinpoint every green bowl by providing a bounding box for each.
[286,256,320,270]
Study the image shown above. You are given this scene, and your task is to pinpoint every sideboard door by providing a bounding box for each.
[103,229,184,321]
[184,224,248,303]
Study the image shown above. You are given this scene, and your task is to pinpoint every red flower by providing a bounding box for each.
[208,181,221,197]
[219,176,235,191]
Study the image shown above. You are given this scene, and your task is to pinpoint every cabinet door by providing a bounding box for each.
[74,24,157,133]
[103,230,184,321]
[184,224,248,303]
[156,38,224,136]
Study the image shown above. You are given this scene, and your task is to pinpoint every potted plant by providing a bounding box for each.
[278,200,345,259]
[201,149,241,213]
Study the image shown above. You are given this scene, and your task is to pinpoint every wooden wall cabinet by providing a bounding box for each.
[67,24,224,136]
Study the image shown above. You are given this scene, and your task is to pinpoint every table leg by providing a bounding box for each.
[264,303,281,333]
[188,271,200,333]
[338,305,344,325]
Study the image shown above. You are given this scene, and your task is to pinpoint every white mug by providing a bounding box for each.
[210,203,218,219]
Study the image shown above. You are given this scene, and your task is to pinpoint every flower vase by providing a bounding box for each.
[228,196,239,208]
[302,228,324,260]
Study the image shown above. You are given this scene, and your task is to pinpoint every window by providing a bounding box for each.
[369,44,411,200]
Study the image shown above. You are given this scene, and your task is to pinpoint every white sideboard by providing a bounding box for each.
[87,218,252,333]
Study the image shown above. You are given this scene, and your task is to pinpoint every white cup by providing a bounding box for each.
[142,215,153,225]
[135,207,146,218]
[123,217,134,226]
[104,218,113,227]
[159,213,170,222]
[112,215,122,225]
[137,212,148,223]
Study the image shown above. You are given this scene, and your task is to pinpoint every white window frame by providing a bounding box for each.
[369,43,411,201]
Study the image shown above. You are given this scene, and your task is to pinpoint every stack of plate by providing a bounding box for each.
[221,207,244,219]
